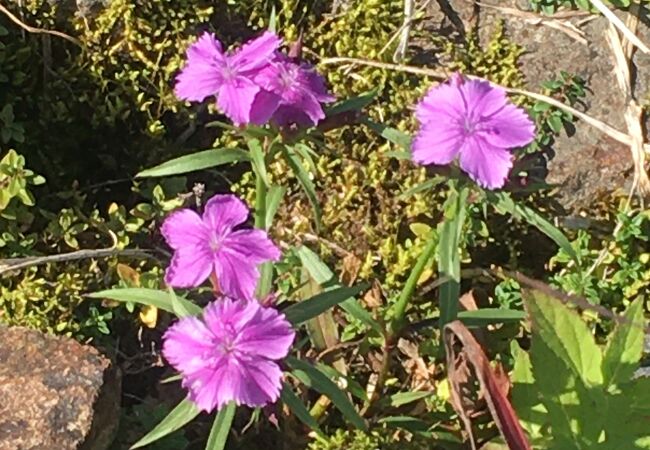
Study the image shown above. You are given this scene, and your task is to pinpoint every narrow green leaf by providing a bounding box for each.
[525,290,603,386]
[265,185,285,227]
[363,119,412,150]
[389,391,432,407]
[287,357,367,430]
[377,416,431,434]
[457,309,526,326]
[280,382,325,437]
[284,283,369,325]
[136,149,249,178]
[205,403,235,450]
[89,288,202,317]
[437,186,468,328]
[283,146,322,231]
[491,192,580,267]
[169,287,195,318]
[130,398,200,449]
[248,139,269,187]
[399,176,445,198]
[602,297,646,387]
[297,246,382,334]
[327,88,379,116]
[268,5,277,32]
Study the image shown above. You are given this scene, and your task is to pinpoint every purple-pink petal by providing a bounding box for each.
[412,124,463,166]
[482,103,536,149]
[163,298,294,412]
[202,194,250,236]
[175,33,225,102]
[216,77,261,126]
[231,31,282,73]
[224,229,281,263]
[459,137,513,189]
[161,209,208,250]
[213,250,259,301]
[164,247,214,288]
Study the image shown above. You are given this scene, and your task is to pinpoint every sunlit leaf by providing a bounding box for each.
[282,146,322,231]
[137,149,249,178]
[131,398,199,449]
[89,288,202,317]
[287,357,367,431]
[283,283,369,325]
[205,403,235,450]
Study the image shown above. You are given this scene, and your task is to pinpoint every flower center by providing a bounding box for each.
[220,61,237,81]
[462,116,477,135]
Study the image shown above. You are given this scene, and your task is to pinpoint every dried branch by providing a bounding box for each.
[0,2,82,47]
[0,248,156,276]
[590,0,650,54]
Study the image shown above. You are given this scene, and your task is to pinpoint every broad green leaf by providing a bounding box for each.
[136,149,249,178]
[525,290,602,386]
[297,246,382,334]
[205,403,235,450]
[283,283,369,325]
[457,309,526,326]
[131,398,200,449]
[389,391,432,407]
[89,288,202,317]
[286,357,367,430]
[602,298,646,387]
[280,382,325,437]
[248,139,269,187]
[437,186,468,327]
[265,185,285,227]
[283,146,322,231]
[491,192,580,267]
[327,88,379,116]
[510,341,545,439]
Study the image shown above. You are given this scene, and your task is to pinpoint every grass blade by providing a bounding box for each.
[287,357,367,431]
[283,146,322,231]
[89,288,202,317]
[280,382,325,437]
[205,403,236,450]
[131,398,200,449]
[284,283,369,325]
[136,148,249,178]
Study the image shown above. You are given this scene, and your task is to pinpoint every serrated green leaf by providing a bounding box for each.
[287,357,367,430]
[136,148,249,177]
[131,398,200,449]
[525,290,602,386]
[89,288,202,317]
[205,403,235,450]
[280,382,325,437]
[283,283,369,325]
[603,298,646,387]
[283,147,321,231]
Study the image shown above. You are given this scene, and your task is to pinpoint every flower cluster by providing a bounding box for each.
[412,73,535,189]
[175,31,334,127]
[161,193,293,413]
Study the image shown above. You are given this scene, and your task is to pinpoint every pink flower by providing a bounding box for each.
[412,73,535,189]
[253,55,335,127]
[163,298,295,412]
[161,194,280,300]
[174,31,281,125]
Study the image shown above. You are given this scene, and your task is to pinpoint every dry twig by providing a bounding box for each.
[0,2,82,47]
[590,0,650,54]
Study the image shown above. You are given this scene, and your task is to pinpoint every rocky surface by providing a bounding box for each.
[423,1,650,210]
[0,326,120,450]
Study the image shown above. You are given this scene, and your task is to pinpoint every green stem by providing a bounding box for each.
[254,142,273,299]
[390,230,438,334]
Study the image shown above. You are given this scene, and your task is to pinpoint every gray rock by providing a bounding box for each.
[422,1,650,210]
[0,326,120,450]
